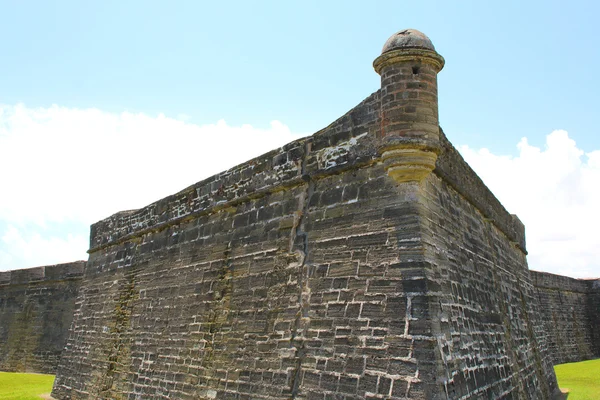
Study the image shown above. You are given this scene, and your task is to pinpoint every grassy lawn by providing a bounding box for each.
[0,361,597,399]
[0,372,55,400]
[555,358,600,399]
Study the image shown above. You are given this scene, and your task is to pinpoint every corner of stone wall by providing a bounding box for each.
[422,130,563,397]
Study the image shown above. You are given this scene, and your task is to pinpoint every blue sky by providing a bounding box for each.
[1,0,599,277]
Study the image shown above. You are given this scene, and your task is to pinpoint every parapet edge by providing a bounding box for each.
[88,94,538,258]
[89,91,382,252]
[435,129,527,253]
[0,261,86,286]
[531,269,600,291]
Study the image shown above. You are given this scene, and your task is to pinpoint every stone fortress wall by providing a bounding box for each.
[1,264,597,381]
[50,29,560,400]
[0,29,597,399]
[530,271,600,365]
[0,261,84,374]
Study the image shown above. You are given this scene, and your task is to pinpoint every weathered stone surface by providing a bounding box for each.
[0,28,582,399]
[50,118,566,398]
[52,29,565,398]
[531,271,600,364]
[589,279,600,357]
[0,261,84,374]
[419,171,559,398]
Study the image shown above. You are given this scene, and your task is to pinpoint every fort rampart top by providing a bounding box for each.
[0,261,84,286]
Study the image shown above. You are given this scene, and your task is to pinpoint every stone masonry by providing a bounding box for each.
[0,261,84,374]
[3,29,598,398]
[531,271,600,364]
[46,29,568,399]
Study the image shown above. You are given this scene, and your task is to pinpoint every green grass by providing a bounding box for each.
[555,358,600,399]
[0,372,55,400]
[0,361,596,399]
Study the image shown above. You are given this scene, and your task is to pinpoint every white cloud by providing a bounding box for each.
[0,103,304,271]
[460,130,600,279]
[0,225,88,270]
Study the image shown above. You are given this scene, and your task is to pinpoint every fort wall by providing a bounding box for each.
[531,271,600,364]
[0,29,593,399]
[589,279,600,357]
[419,151,558,398]
[0,261,84,374]
[51,112,560,398]
[47,29,567,399]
